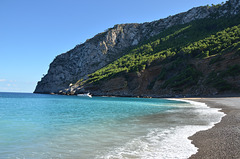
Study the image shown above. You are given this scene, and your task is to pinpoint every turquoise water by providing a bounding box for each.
[0,93,224,159]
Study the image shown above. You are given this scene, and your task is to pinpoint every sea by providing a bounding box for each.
[0,92,224,159]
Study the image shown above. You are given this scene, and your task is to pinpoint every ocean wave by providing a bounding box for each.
[97,98,225,159]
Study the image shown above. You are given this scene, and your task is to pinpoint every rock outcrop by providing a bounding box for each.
[34,0,240,94]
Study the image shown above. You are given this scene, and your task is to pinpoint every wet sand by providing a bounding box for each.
[184,97,240,159]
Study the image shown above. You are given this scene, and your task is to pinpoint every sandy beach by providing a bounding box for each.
[183,97,240,159]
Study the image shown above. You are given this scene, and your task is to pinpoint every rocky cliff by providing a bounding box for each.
[34,0,240,96]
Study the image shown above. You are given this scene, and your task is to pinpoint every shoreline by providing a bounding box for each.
[182,97,240,159]
[2,93,240,158]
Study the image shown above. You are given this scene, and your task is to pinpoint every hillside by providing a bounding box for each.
[34,0,240,97]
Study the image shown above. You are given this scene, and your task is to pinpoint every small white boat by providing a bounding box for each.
[77,93,92,98]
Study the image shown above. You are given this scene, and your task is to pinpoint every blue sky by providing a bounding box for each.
[0,0,226,93]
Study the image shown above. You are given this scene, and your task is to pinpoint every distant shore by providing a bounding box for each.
[182,97,240,159]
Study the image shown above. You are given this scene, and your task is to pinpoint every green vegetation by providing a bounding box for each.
[236,47,240,56]
[76,14,240,87]
[206,65,240,91]
[221,65,240,77]
[206,71,233,91]
[209,55,225,65]
[161,65,202,89]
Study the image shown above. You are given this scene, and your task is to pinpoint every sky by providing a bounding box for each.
[0,0,227,93]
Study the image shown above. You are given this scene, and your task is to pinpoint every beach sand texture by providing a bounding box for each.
[186,97,240,159]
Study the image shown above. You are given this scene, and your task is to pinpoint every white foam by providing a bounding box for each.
[168,98,225,124]
[97,126,209,159]
[167,98,208,108]
[97,98,225,159]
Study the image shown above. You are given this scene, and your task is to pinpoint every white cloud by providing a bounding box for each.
[0,79,6,82]
[0,79,33,92]
[0,79,7,82]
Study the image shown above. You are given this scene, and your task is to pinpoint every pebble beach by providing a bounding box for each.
[186,97,240,159]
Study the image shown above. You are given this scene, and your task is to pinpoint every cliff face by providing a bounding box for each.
[83,51,240,97]
[34,0,240,95]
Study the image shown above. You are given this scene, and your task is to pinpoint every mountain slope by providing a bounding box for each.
[73,16,240,97]
[34,0,240,97]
